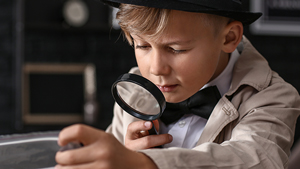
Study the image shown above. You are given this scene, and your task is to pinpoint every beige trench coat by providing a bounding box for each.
[106,37,300,169]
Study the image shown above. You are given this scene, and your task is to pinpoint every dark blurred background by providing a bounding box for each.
[0,0,300,147]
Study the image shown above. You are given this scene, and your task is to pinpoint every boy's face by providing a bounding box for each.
[132,10,229,103]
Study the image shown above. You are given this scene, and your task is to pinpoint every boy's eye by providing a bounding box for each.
[135,45,150,50]
[173,49,186,54]
[169,47,186,54]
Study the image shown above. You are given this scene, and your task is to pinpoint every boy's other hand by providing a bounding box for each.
[55,124,158,169]
[125,120,173,150]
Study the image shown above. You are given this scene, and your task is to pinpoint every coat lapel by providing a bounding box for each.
[196,97,239,145]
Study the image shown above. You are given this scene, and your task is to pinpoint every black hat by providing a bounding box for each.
[102,0,262,25]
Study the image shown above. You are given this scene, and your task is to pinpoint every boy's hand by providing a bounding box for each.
[55,124,158,169]
[125,120,173,150]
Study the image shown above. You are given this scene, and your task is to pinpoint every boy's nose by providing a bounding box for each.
[149,50,171,76]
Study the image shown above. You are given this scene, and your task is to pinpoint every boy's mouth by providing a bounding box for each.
[157,84,178,92]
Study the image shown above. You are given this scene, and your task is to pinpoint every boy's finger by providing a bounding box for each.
[58,124,104,146]
[127,121,152,137]
[131,134,173,150]
[56,145,95,165]
[147,134,173,148]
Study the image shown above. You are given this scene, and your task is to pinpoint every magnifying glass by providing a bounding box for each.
[111,73,166,135]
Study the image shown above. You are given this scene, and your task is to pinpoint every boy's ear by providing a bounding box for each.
[222,21,243,53]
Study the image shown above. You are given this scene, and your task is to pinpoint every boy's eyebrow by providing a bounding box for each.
[161,40,194,46]
[132,34,194,45]
[131,34,193,46]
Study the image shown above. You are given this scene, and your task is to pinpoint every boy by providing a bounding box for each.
[55,0,300,168]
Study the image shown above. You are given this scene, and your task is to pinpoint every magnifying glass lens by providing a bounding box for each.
[116,81,160,116]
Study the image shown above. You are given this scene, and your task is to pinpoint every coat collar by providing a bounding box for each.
[197,36,273,145]
[226,36,272,96]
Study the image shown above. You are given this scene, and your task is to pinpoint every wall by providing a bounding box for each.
[0,0,15,133]
[0,0,137,134]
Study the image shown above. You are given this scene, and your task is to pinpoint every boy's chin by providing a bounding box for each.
[165,95,189,103]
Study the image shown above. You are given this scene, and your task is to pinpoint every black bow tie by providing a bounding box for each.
[160,86,221,125]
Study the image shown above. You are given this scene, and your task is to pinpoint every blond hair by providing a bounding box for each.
[116,4,230,45]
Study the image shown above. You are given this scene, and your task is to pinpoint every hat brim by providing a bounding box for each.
[102,0,262,25]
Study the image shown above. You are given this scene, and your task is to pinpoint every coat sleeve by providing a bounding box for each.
[139,73,300,169]
[106,103,126,144]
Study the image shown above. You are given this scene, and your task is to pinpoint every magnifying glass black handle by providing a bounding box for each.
[148,121,163,148]
[148,121,159,135]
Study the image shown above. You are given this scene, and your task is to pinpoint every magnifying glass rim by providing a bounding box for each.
[111,73,166,121]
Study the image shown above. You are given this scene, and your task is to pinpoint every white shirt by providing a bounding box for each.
[160,49,240,149]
